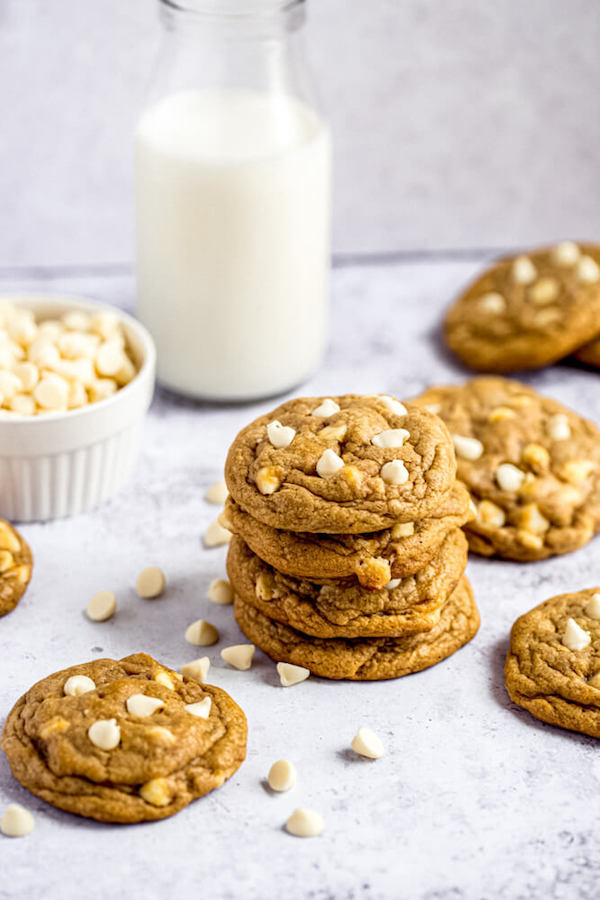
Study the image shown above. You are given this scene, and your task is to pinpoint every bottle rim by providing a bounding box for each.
[159,0,304,18]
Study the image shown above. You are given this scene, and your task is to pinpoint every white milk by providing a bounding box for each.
[135,89,332,400]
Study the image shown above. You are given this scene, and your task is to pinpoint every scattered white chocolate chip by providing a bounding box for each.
[378,395,407,416]
[478,292,506,314]
[208,578,233,605]
[135,566,166,599]
[529,277,559,305]
[88,718,121,751]
[154,671,177,690]
[181,657,211,683]
[312,398,340,417]
[64,675,96,697]
[126,694,165,717]
[268,760,297,792]
[86,590,117,622]
[204,518,231,548]
[0,804,35,838]
[562,618,591,651]
[386,579,401,590]
[221,644,255,670]
[277,662,310,687]
[586,593,600,621]
[380,460,409,485]
[267,420,296,449]
[423,403,441,415]
[185,697,212,718]
[255,466,283,495]
[185,619,219,646]
[496,463,525,492]
[511,255,537,285]
[391,521,414,538]
[139,777,171,807]
[548,413,571,441]
[552,241,580,266]
[577,255,600,284]
[286,808,324,838]
[452,434,484,461]
[316,448,345,478]
[351,726,385,759]
[371,428,410,449]
[205,480,228,505]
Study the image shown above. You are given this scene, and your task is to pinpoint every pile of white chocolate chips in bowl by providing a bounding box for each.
[0,300,137,415]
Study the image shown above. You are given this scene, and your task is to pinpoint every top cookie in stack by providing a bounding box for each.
[223,394,479,680]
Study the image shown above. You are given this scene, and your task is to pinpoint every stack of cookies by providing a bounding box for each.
[222,394,479,680]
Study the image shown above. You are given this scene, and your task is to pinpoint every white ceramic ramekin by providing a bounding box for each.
[0,294,156,522]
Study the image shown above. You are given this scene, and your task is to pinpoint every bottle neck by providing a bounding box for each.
[159,0,305,40]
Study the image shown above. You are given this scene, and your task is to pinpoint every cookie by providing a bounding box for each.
[444,242,600,372]
[223,482,473,589]
[505,588,600,738]
[0,519,33,617]
[574,335,600,368]
[414,377,600,561]
[233,575,478,680]
[1,653,247,823]
[227,528,468,638]
[225,394,457,534]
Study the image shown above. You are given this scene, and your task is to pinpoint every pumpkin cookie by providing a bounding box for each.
[444,242,600,372]
[0,519,33,617]
[225,394,457,534]
[505,588,600,738]
[222,482,473,589]
[574,335,600,368]
[414,377,600,561]
[1,653,247,823]
[233,575,478,680]
[227,529,468,638]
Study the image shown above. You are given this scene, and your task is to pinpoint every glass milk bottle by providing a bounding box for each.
[135,0,332,401]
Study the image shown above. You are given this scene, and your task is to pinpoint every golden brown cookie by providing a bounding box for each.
[0,519,33,617]
[233,575,478,680]
[574,335,600,368]
[444,242,600,372]
[1,653,247,823]
[414,377,600,561]
[505,588,600,738]
[227,529,468,638]
[223,482,473,589]
[225,394,457,534]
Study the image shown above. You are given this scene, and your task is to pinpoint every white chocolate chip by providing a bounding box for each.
[267,420,296,449]
[0,370,22,401]
[88,378,118,403]
[277,662,310,687]
[496,463,525,492]
[154,671,177,690]
[286,808,324,838]
[562,617,591,651]
[371,428,410,449]
[316,448,345,478]
[552,241,580,266]
[204,518,231,548]
[391,522,415,538]
[208,578,233,605]
[386,579,401,590]
[96,339,127,377]
[312,398,340,417]
[512,255,537,285]
[351,726,385,759]
[9,393,36,415]
[12,361,38,392]
[64,675,96,697]
[139,777,171,807]
[529,277,559,305]
[452,434,484,461]
[586,593,600,621]
[181,657,211,683]
[62,309,91,332]
[478,292,506,314]
[577,255,600,284]
[135,566,166,599]
[380,460,409,485]
[205,480,228,505]
[268,760,297,792]
[185,697,212,718]
[185,619,219,646]
[87,590,117,622]
[88,718,121,751]
[126,694,165,717]
[33,373,69,410]
[378,395,407,416]
[221,644,255,670]
[0,804,35,838]
[548,413,571,441]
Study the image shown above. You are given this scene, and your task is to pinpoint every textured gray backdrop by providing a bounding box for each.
[1,0,599,267]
